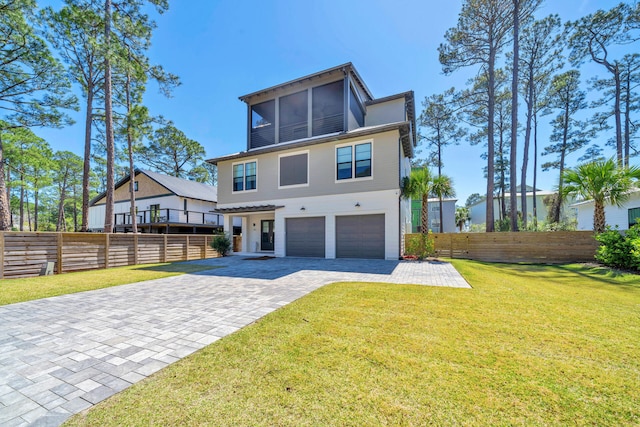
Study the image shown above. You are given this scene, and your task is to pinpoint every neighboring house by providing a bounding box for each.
[89,169,226,233]
[207,63,416,259]
[411,198,457,233]
[573,189,640,231]
[468,188,575,226]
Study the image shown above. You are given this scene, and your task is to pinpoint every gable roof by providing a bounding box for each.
[90,169,217,206]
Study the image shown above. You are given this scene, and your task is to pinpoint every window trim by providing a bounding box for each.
[335,140,373,183]
[231,159,258,194]
[278,150,310,189]
[629,207,640,228]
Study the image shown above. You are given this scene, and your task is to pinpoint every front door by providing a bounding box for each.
[261,220,275,251]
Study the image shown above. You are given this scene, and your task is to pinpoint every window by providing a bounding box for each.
[280,90,308,142]
[313,80,344,136]
[233,161,257,192]
[279,152,308,187]
[629,207,640,228]
[251,100,275,148]
[336,141,372,181]
[132,181,138,192]
[184,199,188,214]
[150,204,160,222]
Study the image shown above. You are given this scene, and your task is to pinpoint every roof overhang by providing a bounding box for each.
[207,121,413,165]
[215,205,284,214]
[239,62,373,104]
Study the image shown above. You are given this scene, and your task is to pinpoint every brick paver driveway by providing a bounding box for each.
[0,256,469,426]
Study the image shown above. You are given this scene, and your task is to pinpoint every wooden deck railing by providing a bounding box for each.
[0,232,220,279]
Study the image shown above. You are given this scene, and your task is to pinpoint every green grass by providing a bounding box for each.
[65,260,640,426]
[0,262,217,306]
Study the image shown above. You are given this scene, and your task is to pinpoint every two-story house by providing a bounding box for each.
[208,63,416,259]
[89,169,226,234]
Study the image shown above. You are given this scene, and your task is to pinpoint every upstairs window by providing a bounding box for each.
[279,152,309,187]
[279,90,308,142]
[251,101,275,148]
[232,161,257,192]
[336,141,372,181]
[313,80,344,136]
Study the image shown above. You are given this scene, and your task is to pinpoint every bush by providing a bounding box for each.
[211,233,232,257]
[595,225,640,270]
[404,232,435,260]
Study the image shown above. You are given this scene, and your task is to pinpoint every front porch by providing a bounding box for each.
[218,205,282,255]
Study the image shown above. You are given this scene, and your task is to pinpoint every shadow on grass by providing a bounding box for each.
[463,260,639,290]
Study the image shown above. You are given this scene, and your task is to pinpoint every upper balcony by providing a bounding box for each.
[240,63,372,151]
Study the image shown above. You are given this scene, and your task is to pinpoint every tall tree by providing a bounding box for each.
[566,3,639,166]
[53,151,83,231]
[439,0,514,232]
[100,0,169,233]
[43,2,104,232]
[562,159,640,233]
[518,14,563,228]
[509,0,521,231]
[0,0,77,230]
[542,70,589,223]
[137,122,205,177]
[189,162,218,185]
[419,87,465,221]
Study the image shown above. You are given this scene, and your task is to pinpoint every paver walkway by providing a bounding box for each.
[0,256,469,426]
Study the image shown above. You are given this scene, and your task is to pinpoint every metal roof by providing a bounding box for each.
[90,169,218,206]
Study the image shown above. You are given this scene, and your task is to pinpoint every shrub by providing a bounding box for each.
[404,232,435,260]
[211,233,232,257]
[595,225,640,270]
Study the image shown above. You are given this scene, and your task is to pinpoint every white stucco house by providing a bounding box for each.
[573,189,640,231]
[207,63,416,259]
[89,169,228,233]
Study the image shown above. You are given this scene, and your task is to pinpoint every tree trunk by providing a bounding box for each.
[126,60,138,233]
[103,0,115,233]
[0,130,11,230]
[34,190,39,231]
[593,200,606,233]
[613,66,623,167]
[19,171,24,231]
[437,127,443,232]
[553,102,570,224]
[624,68,631,168]
[521,66,534,229]
[57,176,67,232]
[486,48,496,232]
[532,109,538,230]
[421,193,429,235]
[81,87,94,231]
[509,0,520,232]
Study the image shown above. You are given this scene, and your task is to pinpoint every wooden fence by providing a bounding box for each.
[0,232,220,279]
[416,231,600,264]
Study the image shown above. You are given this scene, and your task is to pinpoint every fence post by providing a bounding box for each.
[57,233,63,274]
[202,235,207,259]
[0,232,4,279]
[133,233,139,265]
[105,233,110,269]
[185,235,190,261]
[163,234,167,263]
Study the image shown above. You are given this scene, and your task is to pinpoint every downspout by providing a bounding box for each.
[398,138,403,260]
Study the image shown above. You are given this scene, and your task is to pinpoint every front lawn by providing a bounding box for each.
[65,260,640,426]
[0,262,216,306]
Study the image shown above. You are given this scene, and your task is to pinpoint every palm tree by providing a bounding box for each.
[455,206,471,232]
[562,158,640,233]
[431,174,456,233]
[402,167,433,234]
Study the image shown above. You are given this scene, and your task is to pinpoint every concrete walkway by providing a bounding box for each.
[0,257,469,426]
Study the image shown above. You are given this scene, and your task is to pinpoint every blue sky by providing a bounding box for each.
[38,0,635,204]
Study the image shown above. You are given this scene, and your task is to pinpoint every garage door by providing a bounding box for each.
[336,214,385,259]
[286,217,325,257]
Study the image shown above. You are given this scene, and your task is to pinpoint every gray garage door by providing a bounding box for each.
[286,217,325,257]
[336,214,385,259]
